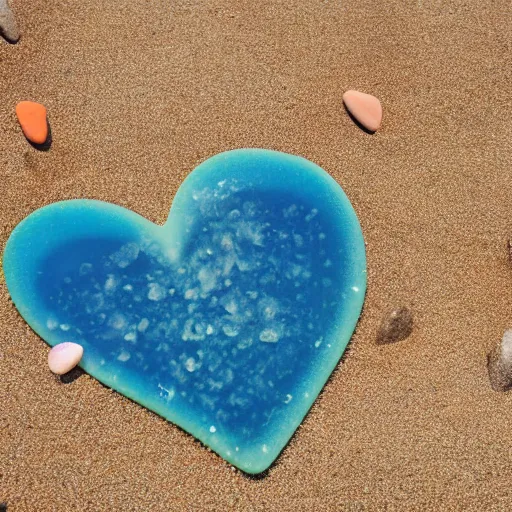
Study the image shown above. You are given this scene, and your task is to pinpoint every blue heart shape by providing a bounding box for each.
[3,149,366,473]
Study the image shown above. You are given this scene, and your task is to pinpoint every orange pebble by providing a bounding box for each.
[343,90,382,132]
[15,101,48,144]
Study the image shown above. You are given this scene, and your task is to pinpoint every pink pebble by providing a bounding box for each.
[343,90,383,132]
[48,342,83,375]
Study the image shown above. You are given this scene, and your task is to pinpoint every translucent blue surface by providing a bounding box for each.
[3,149,366,473]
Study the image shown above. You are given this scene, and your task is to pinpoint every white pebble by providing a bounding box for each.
[48,343,83,375]
[259,329,279,343]
[148,282,166,301]
[137,318,150,332]
[117,350,131,362]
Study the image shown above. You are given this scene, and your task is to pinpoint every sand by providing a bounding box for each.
[1,0,512,509]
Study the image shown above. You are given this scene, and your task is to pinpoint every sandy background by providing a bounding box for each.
[1,0,512,510]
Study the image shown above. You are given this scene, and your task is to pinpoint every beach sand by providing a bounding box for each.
[1,0,512,509]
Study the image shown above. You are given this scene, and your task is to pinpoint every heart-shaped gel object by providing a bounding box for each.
[3,149,366,473]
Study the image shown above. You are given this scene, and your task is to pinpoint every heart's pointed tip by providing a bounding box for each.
[233,455,273,475]
[15,100,49,145]
[343,89,382,132]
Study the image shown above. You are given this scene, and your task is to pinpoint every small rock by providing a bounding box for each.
[376,307,413,344]
[0,0,19,43]
[15,101,49,145]
[488,329,512,392]
[343,90,383,132]
[48,342,84,375]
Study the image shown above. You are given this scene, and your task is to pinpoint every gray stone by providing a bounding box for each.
[376,307,413,344]
[488,329,512,392]
[0,0,19,43]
